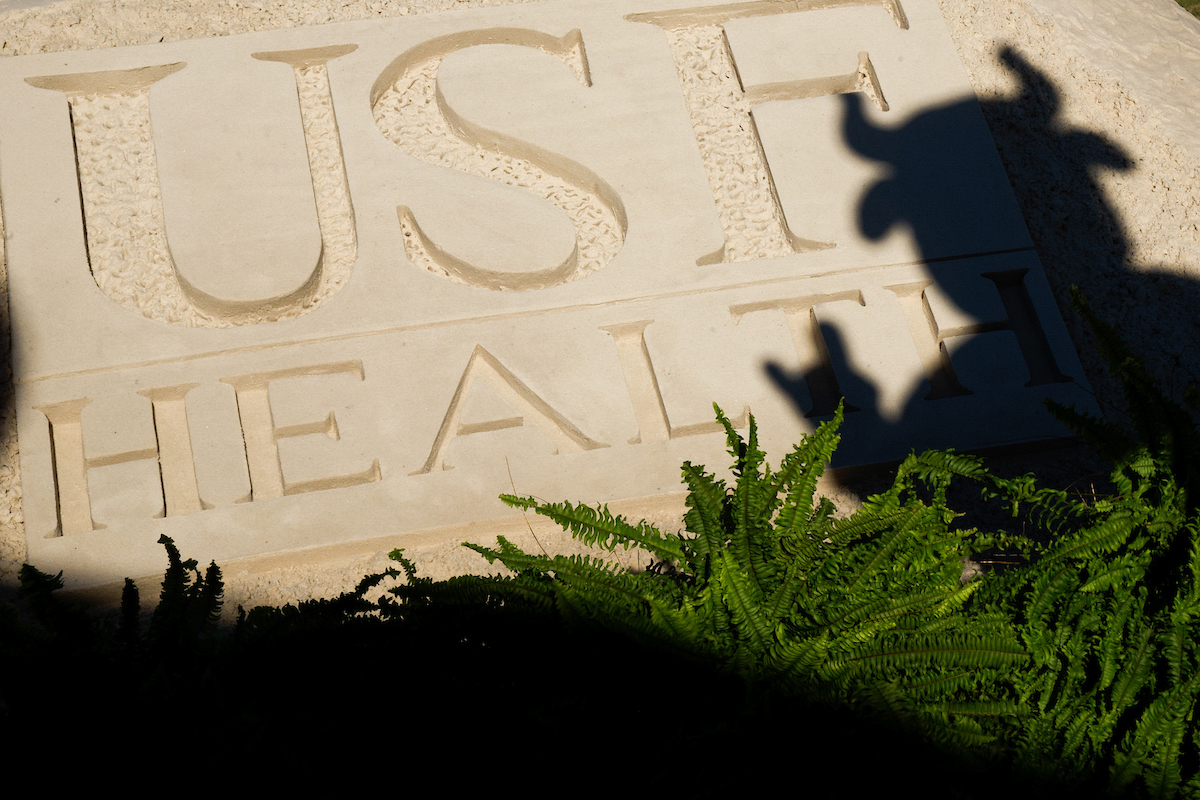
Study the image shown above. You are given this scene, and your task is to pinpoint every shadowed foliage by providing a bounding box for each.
[3,297,1200,796]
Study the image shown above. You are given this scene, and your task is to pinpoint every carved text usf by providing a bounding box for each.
[0,0,1095,584]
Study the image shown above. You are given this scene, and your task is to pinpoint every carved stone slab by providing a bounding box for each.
[0,0,1097,588]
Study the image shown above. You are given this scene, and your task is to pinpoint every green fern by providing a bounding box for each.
[372,291,1200,796]
[12,287,1200,792]
[390,403,1030,751]
[938,290,1200,796]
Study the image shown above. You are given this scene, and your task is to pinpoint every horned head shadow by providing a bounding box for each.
[763,45,1200,468]
[842,45,1133,262]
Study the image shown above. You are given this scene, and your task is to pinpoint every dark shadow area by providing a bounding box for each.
[766,45,1200,481]
[847,46,1133,272]
[974,47,1200,420]
[0,283,17,606]
[848,58,1069,265]
[4,43,1198,799]
[768,322,873,420]
[0,585,1115,797]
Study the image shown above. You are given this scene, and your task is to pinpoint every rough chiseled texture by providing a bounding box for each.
[1026,0,1200,164]
[371,52,623,288]
[72,89,203,325]
[292,62,357,309]
[0,0,1198,606]
[660,25,800,263]
[0,210,20,585]
[935,0,1200,440]
[0,0,521,56]
[68,61,355,326]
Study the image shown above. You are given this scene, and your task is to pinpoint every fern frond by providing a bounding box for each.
[910,449,985,480]
[549,580,591,626]
[448,574,557,610]
[1162,621,1191,689]
[646,595,707,648]
[387,547,423,585]
[943,612,1018,639]
[150,534,191,634]
[1098,592,1140,690]
[900,669,997,700]
[716,550,772,652]
[844,506,935,594]
[822,635,1030,684]
[680,460,729,573]
[1079,555,1147,594]
[764,553,811,621]
[1104,625,1161,727]
[773,404,843,536]
[1059,706,1100,762]
[1143,728,1187,800]
[118,577,140,650]
[1045,398,1136,469]
[499,495,686,563]
[1110,672,1200,793]
[825,507,917,551]
[461,537,545,573]
[1025,564,1081,624]
[539,554,658,609]
[720,409,779,593]
[827,585,971,634]
[938,700,1028,719]
[766,630,831,681]
[715,402,763,481]
[188,560,224,634]
[1040,511,1141,566]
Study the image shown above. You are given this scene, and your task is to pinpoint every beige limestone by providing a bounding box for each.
[0,0,1193,605]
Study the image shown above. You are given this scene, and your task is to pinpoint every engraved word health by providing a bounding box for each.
[0,0,1095,588]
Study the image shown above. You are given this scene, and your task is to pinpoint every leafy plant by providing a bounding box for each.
[12,533,225,664]
[955,289,1200,796]
[142,534,225,663]
[415,404,1033,760]
[8,287,1200,794]
[383,288,1200,797]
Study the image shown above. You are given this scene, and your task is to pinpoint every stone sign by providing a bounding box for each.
[0,0,1096,588]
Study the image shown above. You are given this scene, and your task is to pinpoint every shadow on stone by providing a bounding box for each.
[766,45,1200,472]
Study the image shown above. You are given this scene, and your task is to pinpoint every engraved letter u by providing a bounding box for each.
[26,44,359,328]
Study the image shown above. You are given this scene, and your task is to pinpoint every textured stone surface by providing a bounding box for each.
[0,0,1193,602]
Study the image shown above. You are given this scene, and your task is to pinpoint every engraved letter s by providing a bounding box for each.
[370,28,627,291]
